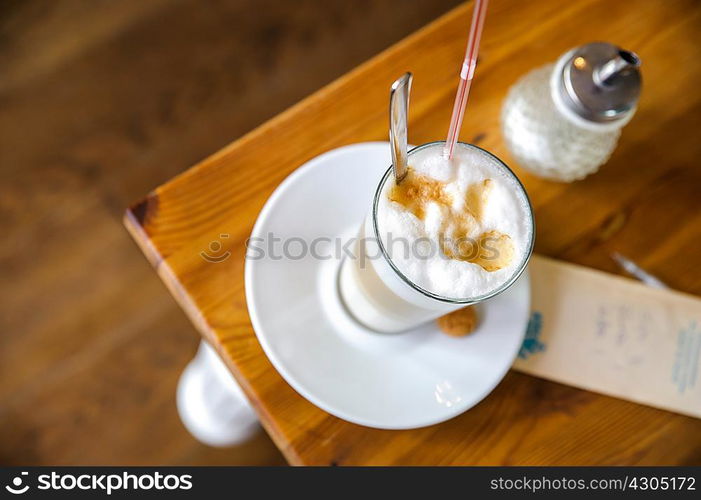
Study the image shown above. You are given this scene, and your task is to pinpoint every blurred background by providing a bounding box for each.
[0,0,464,465]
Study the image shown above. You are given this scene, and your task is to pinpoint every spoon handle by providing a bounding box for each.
[389,72,413,184]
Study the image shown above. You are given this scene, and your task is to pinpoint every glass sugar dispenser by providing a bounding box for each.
[501,42,642,182]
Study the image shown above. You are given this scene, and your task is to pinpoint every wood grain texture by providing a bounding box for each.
[0,0,462,464]
[125,0,701,465]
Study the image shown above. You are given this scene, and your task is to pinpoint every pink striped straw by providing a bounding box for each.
[443,0,489,159]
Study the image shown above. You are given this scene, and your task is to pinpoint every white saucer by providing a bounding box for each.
[245,142,530,429]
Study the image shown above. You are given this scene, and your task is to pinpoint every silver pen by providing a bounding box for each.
[611,252,669,290]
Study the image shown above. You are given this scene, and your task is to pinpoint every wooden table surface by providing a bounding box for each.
[124,0,701,465]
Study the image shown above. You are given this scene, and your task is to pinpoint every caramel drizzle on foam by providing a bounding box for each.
[389,168,514,272]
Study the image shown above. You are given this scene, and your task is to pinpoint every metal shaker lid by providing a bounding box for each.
[557,42,641,123]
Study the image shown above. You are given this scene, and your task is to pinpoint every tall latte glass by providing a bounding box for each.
[339,141,534,333]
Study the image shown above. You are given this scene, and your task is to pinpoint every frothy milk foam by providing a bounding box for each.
[339,142,532,332]
[376,142,532,299]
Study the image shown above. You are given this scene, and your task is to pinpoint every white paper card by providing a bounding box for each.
[513,255,701,418]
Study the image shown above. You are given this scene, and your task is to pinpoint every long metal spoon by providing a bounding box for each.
[389,72,412,184]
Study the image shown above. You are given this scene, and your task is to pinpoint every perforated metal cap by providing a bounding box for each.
[557,42,642,123]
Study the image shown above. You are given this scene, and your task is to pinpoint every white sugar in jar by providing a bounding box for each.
[501,42,641,182]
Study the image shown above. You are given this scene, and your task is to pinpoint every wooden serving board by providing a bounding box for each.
[125,0,701,465]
